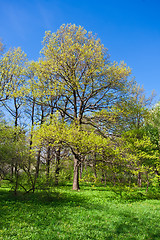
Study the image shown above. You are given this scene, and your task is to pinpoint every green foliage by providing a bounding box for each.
[0,24,159,191]
[0,124,26,165]
[122,128,159,170]
[0,47,27,100]
[33,115,112,156]
[0,123,34,192]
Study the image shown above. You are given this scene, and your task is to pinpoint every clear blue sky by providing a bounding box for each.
[0,0,160,102]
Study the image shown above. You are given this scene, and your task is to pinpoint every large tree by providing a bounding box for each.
[34,24,132,189]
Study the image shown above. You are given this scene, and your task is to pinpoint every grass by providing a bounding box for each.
[0,184,160,239]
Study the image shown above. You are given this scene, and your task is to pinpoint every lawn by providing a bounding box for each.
[0,184,160,240]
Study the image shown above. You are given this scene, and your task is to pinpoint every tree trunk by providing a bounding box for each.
[46,103,54,181]
[72,155,80,190]
[79,161,83,179]
[46,146,51,180]
[33,104,44,192]
[146,172,149,192]
[101,169,105,183]
[55,147,60,185]
[14,163,18,195]
[29,98,35,170]
[104,172,107,186]
[33,149,41,193]
[138,172,142,187]
[11,163,14,179]
[14,97,18,128]
[93,153,97,179]
[155,169,160,186]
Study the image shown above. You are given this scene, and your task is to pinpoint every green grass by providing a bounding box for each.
[0,185,160,239]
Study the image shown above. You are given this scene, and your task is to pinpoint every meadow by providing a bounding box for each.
[0,184,160,240]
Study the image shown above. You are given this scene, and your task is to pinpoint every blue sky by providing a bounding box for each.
[0,0,160,102]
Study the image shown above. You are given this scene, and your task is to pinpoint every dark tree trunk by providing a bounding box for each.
[72,155,80,190]
[33,149,41,193]
[11,163,14,179]
[46,146,51,180]
[155,169,160,186]
[46,104,54,181]
[79,161,83,179]
[55,147,60,185]
[138,172,142,187]
[146,172,149,192]
[33,104,44,192]
[14,163,18,195]
[104,172,107,186]
[29,98,35,170]
[13,97,19,194]
[101,169,105,183]
[11,97,19,181]
[93,153,97,179]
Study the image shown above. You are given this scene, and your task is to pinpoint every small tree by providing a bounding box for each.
[33,115,112,190]
[0,124,32,193]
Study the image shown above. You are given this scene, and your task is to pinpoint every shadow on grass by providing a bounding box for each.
[0,188,102,207]
[114,209,160,240]
[1,188,160,239]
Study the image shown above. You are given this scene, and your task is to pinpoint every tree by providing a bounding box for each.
[144,102,160,187]
[0,47,28,191]
[33,115,112,188]
[34,24,131,189]
[0,123,31,194]
[0,47,27,120]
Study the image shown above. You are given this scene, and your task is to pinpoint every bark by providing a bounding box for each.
[14,163,18,195]
[33,104,44,192]
[138,172,142,187]
[72,88,80,190]
[93,153,97,179]
[33,149,41,193]
[79,161,83,179]
[101,169,105,183]
[155,169,160,187]
[85,160,87,171]
[145,172,149,192]
[11,97,19,180]
[72,155,80,190]
[46,146,51,180]
[46,104,54,180]
[29,98,35,170]
[14,97,18,127]
[11,163,14,179]
[104,172,107,186]
[55,147,61,185]
[73,90,77,119]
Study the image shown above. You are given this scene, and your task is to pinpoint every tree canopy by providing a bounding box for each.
[0,24,158,192]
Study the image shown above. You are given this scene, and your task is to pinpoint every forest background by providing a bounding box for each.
[0,24,160,193]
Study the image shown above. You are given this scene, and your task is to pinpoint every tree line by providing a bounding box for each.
[0,24,159,193]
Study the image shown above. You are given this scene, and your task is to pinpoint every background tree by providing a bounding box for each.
[0,123,31,194]
[0,47,27,123]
